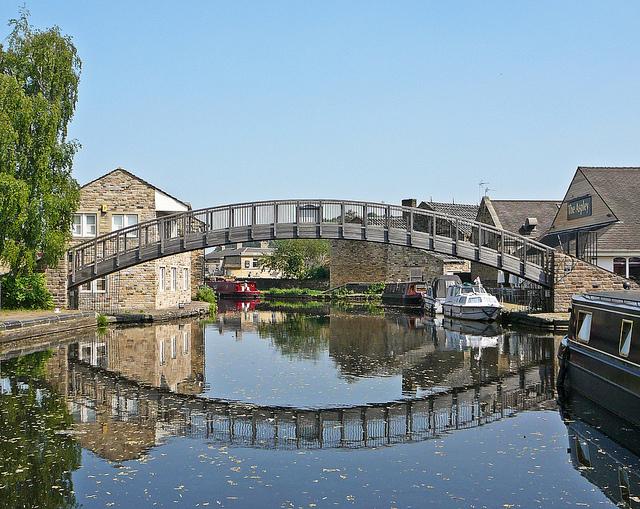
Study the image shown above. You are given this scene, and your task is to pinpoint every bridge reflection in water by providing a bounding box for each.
[18,309,558,461]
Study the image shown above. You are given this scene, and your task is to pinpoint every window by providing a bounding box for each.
[112,214,138,237]
[619,320,633,358]
[72,213,97,237]
[244,260,251,269]
[614,257,627,277]
[576,311,592,343]
[252,258,259,268]
[183,268,189,290]
[171,335,177,359]
[171,267,177,291]
[159,267,165,292]
[629,258,640,281]
[80,276,107,293]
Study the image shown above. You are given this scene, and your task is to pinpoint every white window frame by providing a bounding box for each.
[576,311,592,343]
[171,267,177,291]
[171,335,177,359]
[72,213,97,238]
[159,267,165,292]
[79,276,107,293]
[112,213,138,238]
[619,319,633,358]
[183,267,189,291]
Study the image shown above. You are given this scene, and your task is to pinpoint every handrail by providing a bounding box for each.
[70,199,555,253]
[67,199,555,288]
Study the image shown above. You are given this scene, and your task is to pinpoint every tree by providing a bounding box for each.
[0,11,81,274]
[260,239,330,279]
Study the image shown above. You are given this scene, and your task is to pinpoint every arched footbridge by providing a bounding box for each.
[68,199,554,288]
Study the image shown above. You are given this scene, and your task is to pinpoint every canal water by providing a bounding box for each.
[0,304,636,508]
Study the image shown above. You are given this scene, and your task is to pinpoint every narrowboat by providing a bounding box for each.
[442,283,502,321]
[208,280,261,299]
[381,281,436,311]
[558,291,640,423]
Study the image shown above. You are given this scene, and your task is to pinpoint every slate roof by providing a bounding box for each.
[485,199,561,240]
[576,167,640,252]
[418,201,479,222]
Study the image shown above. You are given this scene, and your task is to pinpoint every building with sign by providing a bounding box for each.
[541,167,640,281]
[473,197,561,286]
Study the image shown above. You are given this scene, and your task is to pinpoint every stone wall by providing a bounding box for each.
[190,250,204,297]
[552,252,640,312]
[45,169,201,311]
[329,240,470,288]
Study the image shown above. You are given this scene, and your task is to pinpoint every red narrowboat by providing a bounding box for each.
[208,280,261,299]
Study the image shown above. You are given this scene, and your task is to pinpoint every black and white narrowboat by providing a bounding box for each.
[558,291,640,423]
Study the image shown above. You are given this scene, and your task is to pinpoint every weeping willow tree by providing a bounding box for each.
[0,11,81,274]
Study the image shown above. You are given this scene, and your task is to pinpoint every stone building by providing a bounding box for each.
[541,167,640,281]
[205,241,282,279]
[328,199,477,288]
[472,197,561,286]
[46,168,204,310]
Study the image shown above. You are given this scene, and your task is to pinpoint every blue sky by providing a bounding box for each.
[2,1,639,208]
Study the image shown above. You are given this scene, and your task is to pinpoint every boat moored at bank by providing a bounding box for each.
[381,281,436,312]
[558,291,640,422]
[442,283,502,321]
[208,280,261,299]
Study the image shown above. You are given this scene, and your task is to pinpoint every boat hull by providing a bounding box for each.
[381,294,423,307]
[442,304,501,321]
[561,339,640,423]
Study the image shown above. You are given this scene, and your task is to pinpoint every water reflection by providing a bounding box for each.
[0,308,573,507]
[0,351,81,509]
[561,394,640,508]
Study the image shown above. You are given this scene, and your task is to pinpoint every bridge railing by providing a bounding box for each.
[68,199,554,286]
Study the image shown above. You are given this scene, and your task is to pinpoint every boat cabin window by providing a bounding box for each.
[619,320,633,358]
[576,311,592,343]
[457,296,467,304]
[468,297,482,304]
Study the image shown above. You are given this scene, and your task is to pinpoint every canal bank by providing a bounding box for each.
[0,309,97,343]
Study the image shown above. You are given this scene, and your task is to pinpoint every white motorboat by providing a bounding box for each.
[442,283,502,321]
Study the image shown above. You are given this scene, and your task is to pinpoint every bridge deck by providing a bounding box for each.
[68,200,554,288]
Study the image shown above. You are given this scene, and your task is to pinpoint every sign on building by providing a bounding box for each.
[567,195,592,220]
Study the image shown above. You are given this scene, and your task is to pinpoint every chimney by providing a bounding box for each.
[402,198,417,208]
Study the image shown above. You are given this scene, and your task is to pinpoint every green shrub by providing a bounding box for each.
[365,282,385,295]
[96,314,108,327]
[0,273,54,310]
[194,285,217,304]
[264,287,323,297]
[193,286,218,314]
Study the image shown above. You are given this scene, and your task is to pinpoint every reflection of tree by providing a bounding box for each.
[328,314,430,378]
[0,352,81,509]
[257,314,330,360]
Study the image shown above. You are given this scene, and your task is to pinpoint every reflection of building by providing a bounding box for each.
[46,168,205,311]
[205,242,281,279]
[43,321,205,462]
